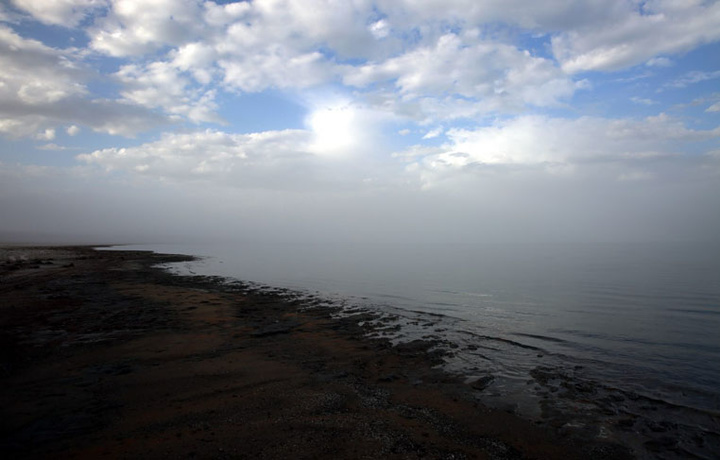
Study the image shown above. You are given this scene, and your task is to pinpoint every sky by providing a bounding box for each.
[1,0,719,245]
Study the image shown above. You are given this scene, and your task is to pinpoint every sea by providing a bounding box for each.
[105,241,720,458]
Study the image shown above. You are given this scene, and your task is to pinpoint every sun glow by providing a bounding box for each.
[308,105,356,155]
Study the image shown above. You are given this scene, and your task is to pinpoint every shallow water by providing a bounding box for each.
[105,241,720,458]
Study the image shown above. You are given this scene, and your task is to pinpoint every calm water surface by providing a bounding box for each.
[107,241,720,457]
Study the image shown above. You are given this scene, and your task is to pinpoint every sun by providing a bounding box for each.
[308,105,356,155]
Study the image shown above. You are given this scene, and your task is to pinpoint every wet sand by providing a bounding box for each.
[0,246,633,459]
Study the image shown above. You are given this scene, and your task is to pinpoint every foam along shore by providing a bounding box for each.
[0,246,633,459]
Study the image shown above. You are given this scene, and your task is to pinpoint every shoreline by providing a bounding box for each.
[1,246,633,458]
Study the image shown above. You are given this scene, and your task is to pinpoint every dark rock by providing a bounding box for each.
[470,375,494,391]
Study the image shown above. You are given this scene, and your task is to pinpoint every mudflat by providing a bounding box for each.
[0,246,632,459]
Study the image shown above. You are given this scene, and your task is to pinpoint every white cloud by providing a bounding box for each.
[202,0,252,27]
[646,57,672,67]
[219,49,333,92]
[88,1,370,94]
[380,1,718,74]
[666,70,720,89]
[2,0,720,246]
[369,19,390,39]
[630,97,656,105]
[78,129,316,184]
[707,102,720,113]
[75,112,720,195]
[0,25,169,138]
[377,2,718,74]
[207,0,391,92]
[552,1,720,73]
[345,33,577,121]
[67,0,720,126]
[65,100,169,136]
[171,42,217,85]
[88,0,205,57]
[0,26,87,136]
[36,128,55,140]
[77,118,398,190]
[0,26,87,106]
[115,61,221,123]
[86,0,384,93]
[37,142,69,150]
[422,126,444,139]
[3,99,171,138]
[398,114,720,185]
[230,0,380,59]
[11,0,107,27]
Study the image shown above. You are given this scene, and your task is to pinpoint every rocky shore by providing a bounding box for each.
[0,246,632,459]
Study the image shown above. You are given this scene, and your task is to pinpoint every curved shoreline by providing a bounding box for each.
[0,246,640,458]
[157,246,720,460]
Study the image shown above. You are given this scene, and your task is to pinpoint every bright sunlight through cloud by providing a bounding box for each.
[308,105,356,155]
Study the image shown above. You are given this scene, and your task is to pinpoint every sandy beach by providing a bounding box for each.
[0,246,633,459]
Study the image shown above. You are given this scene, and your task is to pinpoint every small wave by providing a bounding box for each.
[512,333,570,344]
[427,289,493,298]
[459,291,493,298]
[457,330,544,352]
[374,293,417,303]
[668,307,720,316]
[401,308,462,320]
[427,301,461,308]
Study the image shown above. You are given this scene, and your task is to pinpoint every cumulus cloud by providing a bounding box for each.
[78,129,317,186]
[0,26,87,136]
[115,61,222,123]
[215,0,382,60]
[88,0,205,56]
[27,0,715,131]
[75,0,720,81]
[219,49,333,93]
[552,1,720,72]
[346,33,579,121]
[11,0,107,27]
[0,26,87,106]
[207,0,391,92]
[1,95,169,138]
[398,114,720,185]
[83,0,389,98]
[1,0,719,247]
[36,128,55,141]
[75,112,720,195]
[37,142,70,150]
[170,42,217,85]
[0,24,173,138]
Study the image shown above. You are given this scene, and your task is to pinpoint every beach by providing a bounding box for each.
[1,246,635,458]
